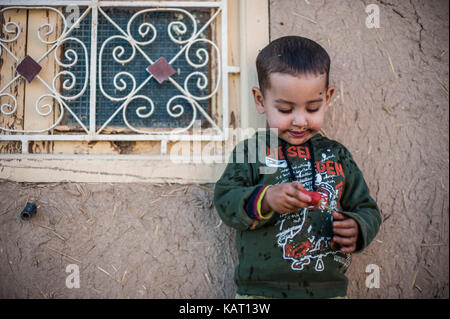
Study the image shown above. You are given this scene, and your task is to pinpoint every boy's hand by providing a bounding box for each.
[261,182,312,215]
[331,212,360,253]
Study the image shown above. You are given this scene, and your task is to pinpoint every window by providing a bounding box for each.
[0,0,269,183]
[64,6,218,131]
[0,1,228,153]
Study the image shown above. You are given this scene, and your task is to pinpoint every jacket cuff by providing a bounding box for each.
[245,185,274,221]
[339,211,367,253]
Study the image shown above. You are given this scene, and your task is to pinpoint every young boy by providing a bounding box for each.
[213,36,381,299]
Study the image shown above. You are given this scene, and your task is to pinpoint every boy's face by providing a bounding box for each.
[253,72,334,145]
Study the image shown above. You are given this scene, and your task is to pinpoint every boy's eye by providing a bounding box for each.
[307,104,322,113]
[275,105,292,114]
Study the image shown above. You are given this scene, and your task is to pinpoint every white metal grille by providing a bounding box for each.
[0,0,230,154]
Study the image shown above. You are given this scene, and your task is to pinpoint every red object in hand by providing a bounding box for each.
[300,189,322,207]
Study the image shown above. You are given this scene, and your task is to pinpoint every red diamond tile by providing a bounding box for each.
[146,57,176,84]
[16,55,42,83]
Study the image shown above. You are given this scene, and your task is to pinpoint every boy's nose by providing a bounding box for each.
[292,113,307,127]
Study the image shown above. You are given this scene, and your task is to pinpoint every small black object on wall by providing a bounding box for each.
[20,202,37,221]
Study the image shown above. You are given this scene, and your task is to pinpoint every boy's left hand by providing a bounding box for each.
[331,212,359,253]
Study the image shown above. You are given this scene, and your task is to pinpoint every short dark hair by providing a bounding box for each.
[256,36,331,94]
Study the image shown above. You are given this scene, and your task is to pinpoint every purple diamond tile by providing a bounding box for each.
[146,57,176,84]
[16,55,42,83]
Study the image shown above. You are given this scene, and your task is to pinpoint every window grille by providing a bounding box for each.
[0,1,229,154]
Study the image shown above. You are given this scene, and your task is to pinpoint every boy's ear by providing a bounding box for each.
[252,87,265,114]
[325,86,335,105]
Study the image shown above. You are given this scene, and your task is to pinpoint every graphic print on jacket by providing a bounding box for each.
[273,149,350,272]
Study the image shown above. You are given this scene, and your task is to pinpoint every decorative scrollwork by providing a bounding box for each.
[167,95,189,118]
[0,93,17,116]
[53,37,89,101]
[0,94,64,133]
[99,35,137,102]
[0,4,225,137]
[0,7,67,46]
[96,7,222,134]
[166,95,197,133]
[33,94,65,132]
[166,95,200,134]
[127,8,197,47]
[128,20,157,46]
[167,10,197,45]
[121,95,198,134]
[0,6,90,134]
[184,39,221,101]
[36,9,67,44]
[0,21,21,44]
[122,95,156,133]
[36,94,56,116]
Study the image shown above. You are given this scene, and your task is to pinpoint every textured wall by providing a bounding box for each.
[0,181,236,298]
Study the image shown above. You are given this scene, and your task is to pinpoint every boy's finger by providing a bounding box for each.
[292,187,312,203]
[332,235,357,246]
[332,211,346,220]
[333,227,358,237]
[291,182,316,204]
[292,182,305,190]
[279,201,298,213]
[285,203,298,212]
[286,188,311,203]
[280,206,299,214]
[286,182,304,193]
[285,184,301,197]
[333,218,358,229]
[298,192,312,203]
[331,239,356,253]
[285,195,310,209]
[340,245,356,253]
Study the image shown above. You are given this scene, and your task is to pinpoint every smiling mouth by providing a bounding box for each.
[288,130,307,138]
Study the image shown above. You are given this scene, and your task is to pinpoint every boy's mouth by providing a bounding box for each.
[287,130,307,138]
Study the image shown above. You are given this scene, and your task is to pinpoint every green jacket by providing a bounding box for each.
[214,131,381,298]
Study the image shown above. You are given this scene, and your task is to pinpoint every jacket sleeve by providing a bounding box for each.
[338,145,382,253]
[213,140,276,231]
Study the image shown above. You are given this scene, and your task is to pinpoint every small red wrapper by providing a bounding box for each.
[299,189,322,207]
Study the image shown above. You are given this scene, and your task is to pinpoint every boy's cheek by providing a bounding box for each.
[267,117,289,131]
[308,118,324,132]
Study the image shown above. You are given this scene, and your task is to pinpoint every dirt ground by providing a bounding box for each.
[0,0,449,299]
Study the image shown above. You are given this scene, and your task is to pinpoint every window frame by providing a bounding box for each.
[0,0,269,183]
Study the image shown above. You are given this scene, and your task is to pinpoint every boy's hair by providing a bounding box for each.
[256,36,331,94]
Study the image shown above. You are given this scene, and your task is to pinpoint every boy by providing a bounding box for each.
[213,36,381,299]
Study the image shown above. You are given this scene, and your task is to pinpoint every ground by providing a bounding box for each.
[0,0,449,298]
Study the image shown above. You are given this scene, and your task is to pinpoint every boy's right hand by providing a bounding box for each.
[261,182,313,215]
